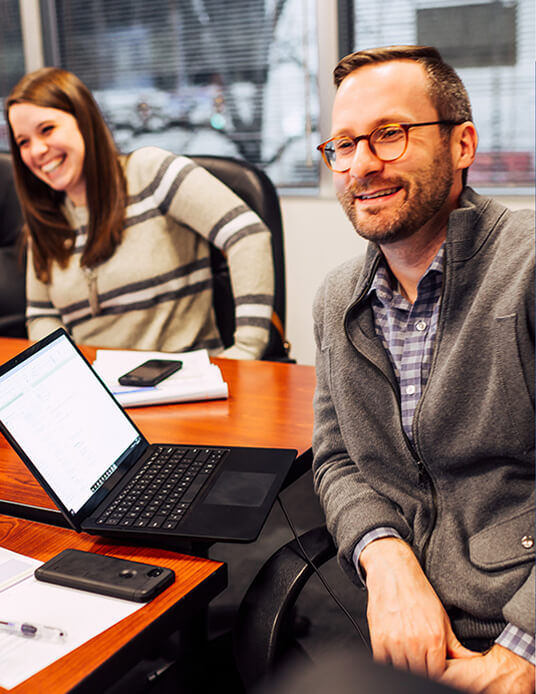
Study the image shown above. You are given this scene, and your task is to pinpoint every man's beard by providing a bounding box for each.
[337,148,454,245]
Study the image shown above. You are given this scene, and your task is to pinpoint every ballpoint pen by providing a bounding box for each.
[0,619,67,641]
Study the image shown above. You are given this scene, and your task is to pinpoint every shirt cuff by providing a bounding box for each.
[495,623,535,665]
[352,527,402,585]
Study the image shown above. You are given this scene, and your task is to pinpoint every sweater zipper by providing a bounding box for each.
[344,252,440,568]
[408,254,450,570]
[407,430,437,569]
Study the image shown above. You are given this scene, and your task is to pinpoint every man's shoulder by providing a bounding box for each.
[448,188,534,265]
[314,253,372,317]
[459,187,534,237]
[326,254,367,280]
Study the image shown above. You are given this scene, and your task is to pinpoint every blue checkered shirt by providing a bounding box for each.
[351,246,535,664]
[370,246,444,441]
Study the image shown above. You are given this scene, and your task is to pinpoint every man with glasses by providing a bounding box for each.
[313,45,534,693]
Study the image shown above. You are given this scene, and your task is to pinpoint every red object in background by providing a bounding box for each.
[469,151,534,185]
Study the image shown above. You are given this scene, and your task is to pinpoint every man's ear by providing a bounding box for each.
[452,121,478,172]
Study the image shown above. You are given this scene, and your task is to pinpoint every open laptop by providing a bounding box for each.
[0,328,296,544]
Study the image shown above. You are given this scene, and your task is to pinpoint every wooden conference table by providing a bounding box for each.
[0,337,316,693]
[0,514,226,694]
[0,337,316,528]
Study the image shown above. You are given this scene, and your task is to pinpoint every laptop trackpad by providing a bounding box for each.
[202,471,276,507]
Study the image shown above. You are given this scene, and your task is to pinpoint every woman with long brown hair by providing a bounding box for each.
[6,67,274,358]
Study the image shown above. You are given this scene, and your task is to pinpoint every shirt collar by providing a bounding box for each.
[369,244,445,304]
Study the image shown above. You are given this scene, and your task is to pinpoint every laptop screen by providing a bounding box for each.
[0,332,141,514]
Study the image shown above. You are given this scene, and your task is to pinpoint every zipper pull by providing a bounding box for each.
[416,460,426,485]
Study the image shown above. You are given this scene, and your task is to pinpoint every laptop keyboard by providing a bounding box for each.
[95,446,229,530]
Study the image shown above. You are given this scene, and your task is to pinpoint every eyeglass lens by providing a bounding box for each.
[325,124,407,171]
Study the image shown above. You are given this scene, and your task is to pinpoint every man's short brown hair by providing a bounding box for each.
[334,45,472,124]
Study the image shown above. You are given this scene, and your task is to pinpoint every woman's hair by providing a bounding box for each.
[5,67,126,282]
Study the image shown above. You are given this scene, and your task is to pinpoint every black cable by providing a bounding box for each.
[276,495,372,654]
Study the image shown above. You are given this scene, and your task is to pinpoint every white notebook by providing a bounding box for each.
[92,348,228,407]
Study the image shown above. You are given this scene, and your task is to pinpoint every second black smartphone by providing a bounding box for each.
[35,549,175,601]
[118,358,182,387]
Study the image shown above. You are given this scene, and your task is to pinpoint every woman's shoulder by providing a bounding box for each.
[122,146,196,193]
[124,145,175,173]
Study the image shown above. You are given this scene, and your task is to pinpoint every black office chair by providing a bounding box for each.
[191,155,292,362]
[233,524,473,693]
[0,152,26,338]
[234,510,506,691]
[233,524,336,690]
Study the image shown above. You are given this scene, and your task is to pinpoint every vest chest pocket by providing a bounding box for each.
[469,506,535,570]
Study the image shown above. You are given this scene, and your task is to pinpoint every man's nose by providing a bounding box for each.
[348,138,384,179]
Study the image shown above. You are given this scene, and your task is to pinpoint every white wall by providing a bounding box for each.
[281,193,535,365]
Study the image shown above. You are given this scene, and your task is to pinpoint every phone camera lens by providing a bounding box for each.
[148,568,162,577]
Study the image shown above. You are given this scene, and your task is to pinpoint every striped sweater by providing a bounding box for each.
[26,146,274,359]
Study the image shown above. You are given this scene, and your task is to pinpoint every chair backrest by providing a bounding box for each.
[0,152,26,338]
[191,155,290,361]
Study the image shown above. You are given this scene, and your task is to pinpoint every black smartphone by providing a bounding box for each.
[118,358,182,387]
[34,549,175,602]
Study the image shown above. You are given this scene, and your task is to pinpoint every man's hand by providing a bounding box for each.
[439,644,535,693]
[360,537,474,679]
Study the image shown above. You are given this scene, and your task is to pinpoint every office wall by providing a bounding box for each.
[281,193,535,365]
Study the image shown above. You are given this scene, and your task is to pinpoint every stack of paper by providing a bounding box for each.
[0,547,141,689]
[92,348,228,407]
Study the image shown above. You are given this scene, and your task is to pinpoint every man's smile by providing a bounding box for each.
[355,186,402,201]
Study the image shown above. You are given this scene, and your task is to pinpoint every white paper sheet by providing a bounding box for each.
[93,348,228,407]
[0,548,142,690]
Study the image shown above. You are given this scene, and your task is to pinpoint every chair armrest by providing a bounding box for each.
[233,525,335,689]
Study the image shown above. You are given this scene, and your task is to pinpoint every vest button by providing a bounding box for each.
[521,535,534,549]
